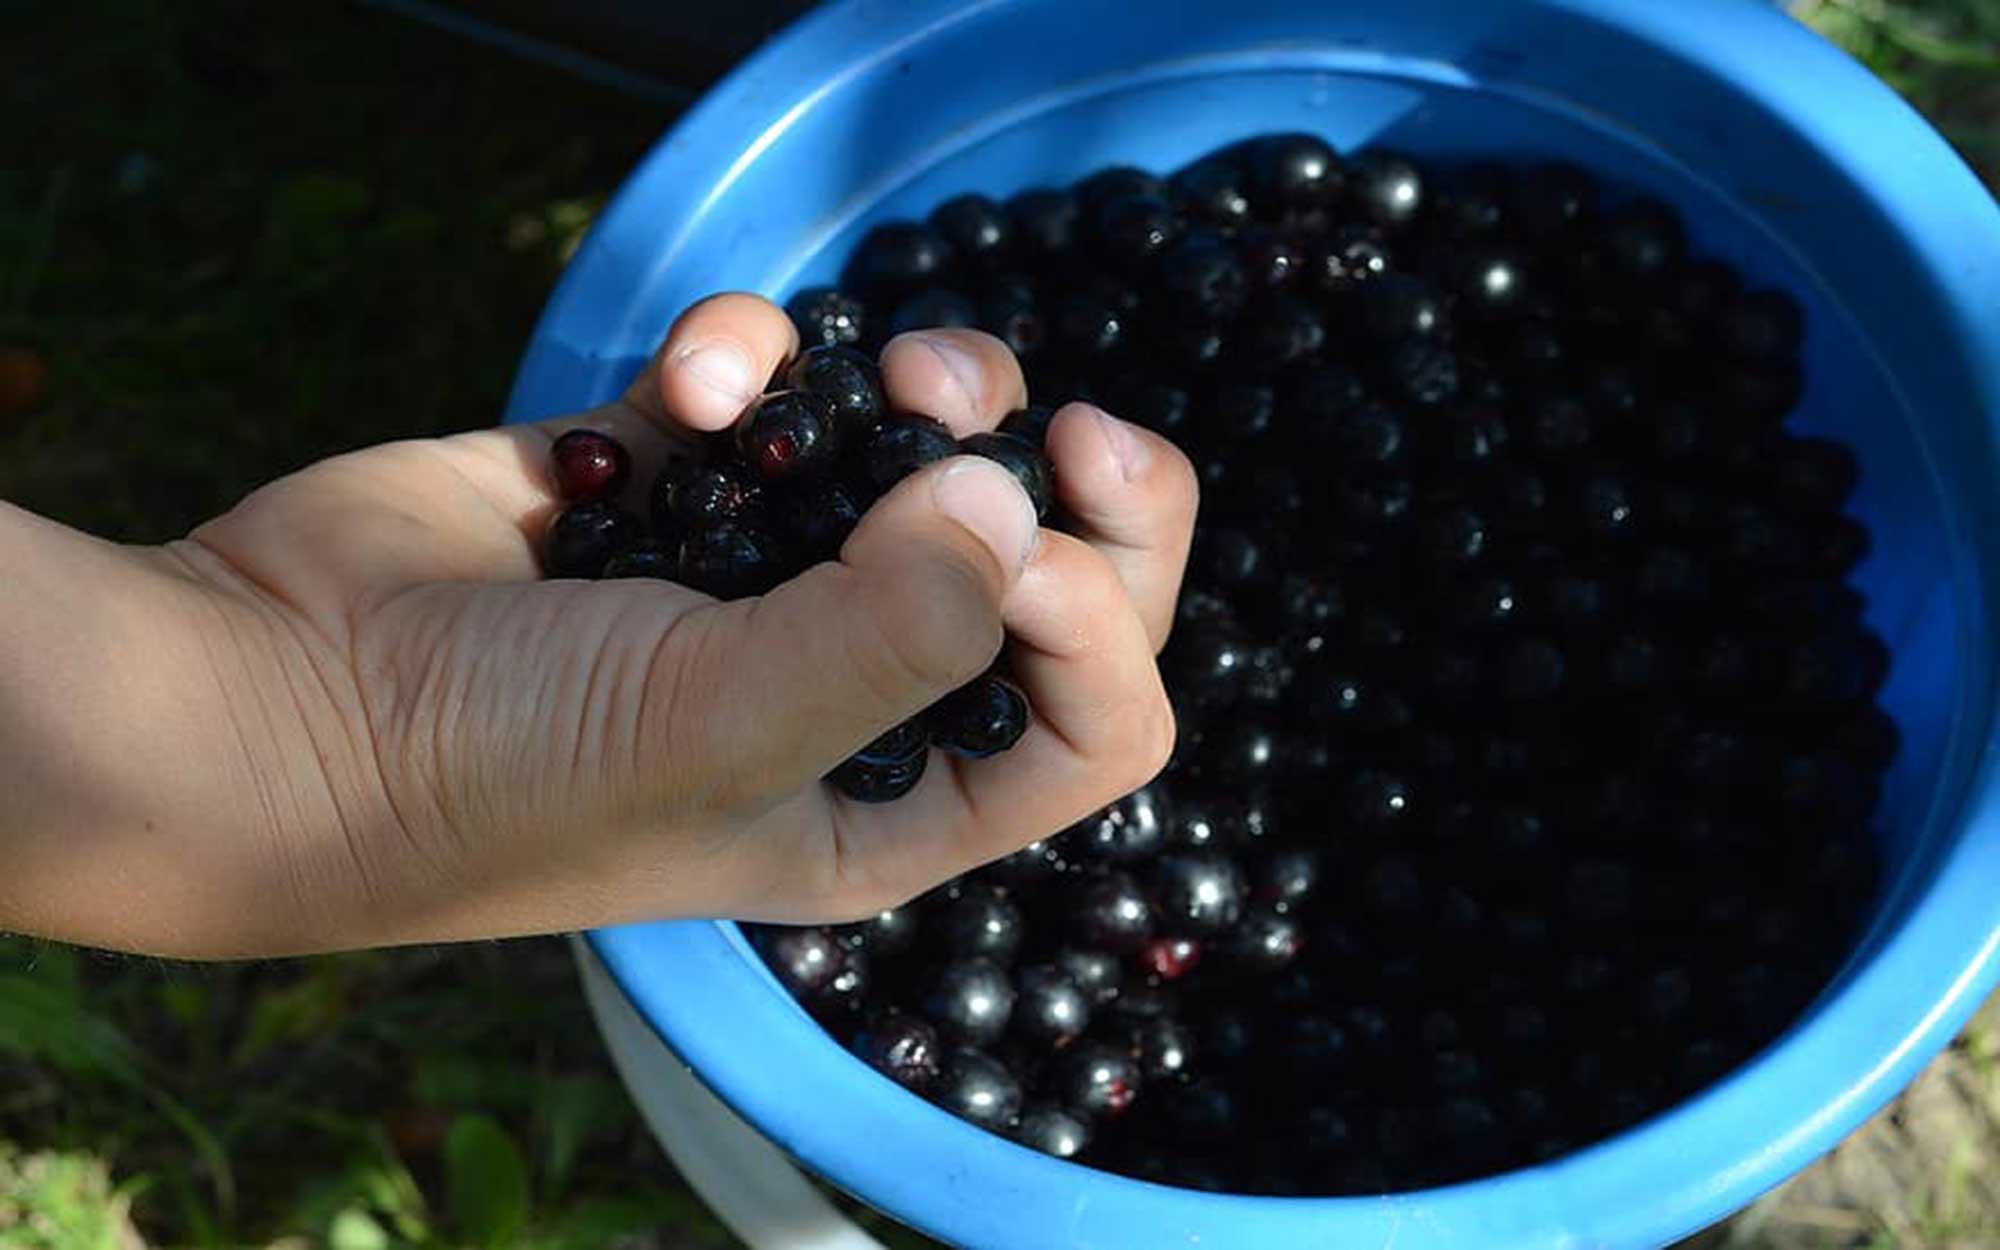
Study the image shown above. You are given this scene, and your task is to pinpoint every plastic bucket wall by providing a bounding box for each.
[504,1,2000,1246]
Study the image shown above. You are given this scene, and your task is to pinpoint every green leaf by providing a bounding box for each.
[328,1206,392,1250]
[444,1115,530,1248]
[230,962,350,1067]
[532,1076,628,1202]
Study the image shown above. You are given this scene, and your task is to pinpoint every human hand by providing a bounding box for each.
[2,294,1196,956]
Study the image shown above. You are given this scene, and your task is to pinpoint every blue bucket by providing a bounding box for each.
[507,1,2000,1246]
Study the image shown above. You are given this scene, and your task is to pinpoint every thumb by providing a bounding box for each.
[675,455,1040,801]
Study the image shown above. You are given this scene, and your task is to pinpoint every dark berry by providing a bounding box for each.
[1349,150,1424,229]
[1343,768,1414,833]
[1052,291,1128,355]
[888,287,980,336]
[1073,871,1155,952]
[1807,514,1872,577]
[927,672,1031,759]
[844,222,956,299]
[660,461,764,531]
[860,414,957,491]
[1386,338,1460,406]
[544,500,643,579]
[929,194,1012,268]
[761,927,844,996]
[925,957,1016,1046]
[1252,847,1322,908]
[1013,1103,1090,1158]
[1511,163,1597,239]
[1154,233,1249,323]
[785,344,885,436]
[853,1010,942,1092]
[786,287,867,349]
[1308,225,1392,294]
[600,541,675,580]
[935,1047,1022,1129]
[828,749,927,802]
[1278,1014,1352,1070]
[1600,198,1684,280]
[1197,526,1274,588]
[997,404,1059,448]
[1151,853,1247,934]
[1230,907,1305,971]
[1333,471,1413,528]
[778,477,867,563]
[1012,964,1090,1047]
[550,429,632,501]
[678,523,784,599]
[1171,156,1252,228]
[1055,947,1123,1005]
[1507,320,1568,378]
[1635,545,1710,606]
[1420,505,1489,563]
[1076,166,1165,209]
[1007,188,1080,258]
[1139,936,1202,981]
[1720,288,1804,360]
[1095,193,1181,270]
[980,280,1047,358]
[957,431,1054,520]
[1454,250,1529,318]
[1071,781,1173,861]
[1775,435,1860,514]
[1362,273,1450,340]
[736,390,841,481]
[1246,132,1343,212]
[836,905,918,956]
[1238,225,1309,289]
[939,887,1024,963]
[1321,399,1405,463]
[1716,361,1805,421]
[853,718,927,767]
[1577,473,1638,542]
[1235,296,1327,372]
[1056,1041,1142,1118]
[1525,394,1593,456]
[1123,1014,1196,1080]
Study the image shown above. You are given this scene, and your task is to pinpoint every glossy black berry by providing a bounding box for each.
[828,749,927,803]
[860,414,958,491]
[736,390,842,482]
[1309,225,1393,294]
[1073,871,1155,952]
[1362,273,1450,340]
[786,286,867,348]
[1600,198,1684,280]
[1171,156,1252,228]
[1007,188,1080,258]
[1071,782,1173,862]
[1510,162,1597,239]
[1057,1041,1142,1118]
[853,1010,942,1092]
[778,477,867,563]
[1151,852,1247,934]
[1052,291,1128,356]
[761,927,845,997]
[785,344,885,437]
[1386,338,1460,406]
[1139,935,1202,982]
[927,672,1031,759]
[1230,907,1306,971]
[939,887,1025,964]
[957,431,1054,520]
[545,500,643,579]
[925,957,1016,1046]
[1054,947,1123,1006]
[1342,768,1414,832]
[600,541,674,580]
[844,222,957,299]
[1454,250,1529,318]
[1525,394,1593,456]
[1013,1103,1090,1158]
[929,193,1012,268]
[1094,193,1180,270]
[1775,435,1860,515]
[1238,225,1309,289]
[678,522,783,599]
[997,404,1059,448]
[1247,132,1343,212]
[550,429,632,501]
[1076,166,1165,209]
[1349,150,1424,230]
[935,1046,1022,1129]
[888,287,980,336]
[837,904,919,956]
[1154,233,1249,323]
[659,461,764,531]
[1719,288,1804,360]
[1011,964,1090,1047]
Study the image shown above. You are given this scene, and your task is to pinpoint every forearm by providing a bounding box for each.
[0,503,353,956]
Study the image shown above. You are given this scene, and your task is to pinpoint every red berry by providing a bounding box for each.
[549,429,632,501]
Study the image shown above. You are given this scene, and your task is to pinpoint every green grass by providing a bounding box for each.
[1,1,1995,1248]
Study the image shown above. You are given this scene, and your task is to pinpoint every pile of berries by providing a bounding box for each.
[542,346,1054,798]
[565,130,1892,1195]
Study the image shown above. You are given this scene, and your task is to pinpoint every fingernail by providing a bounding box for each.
[1091,404,1152,482]
[933,457,1039,579]
[914,333,985,425]
[672,339,755,409]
